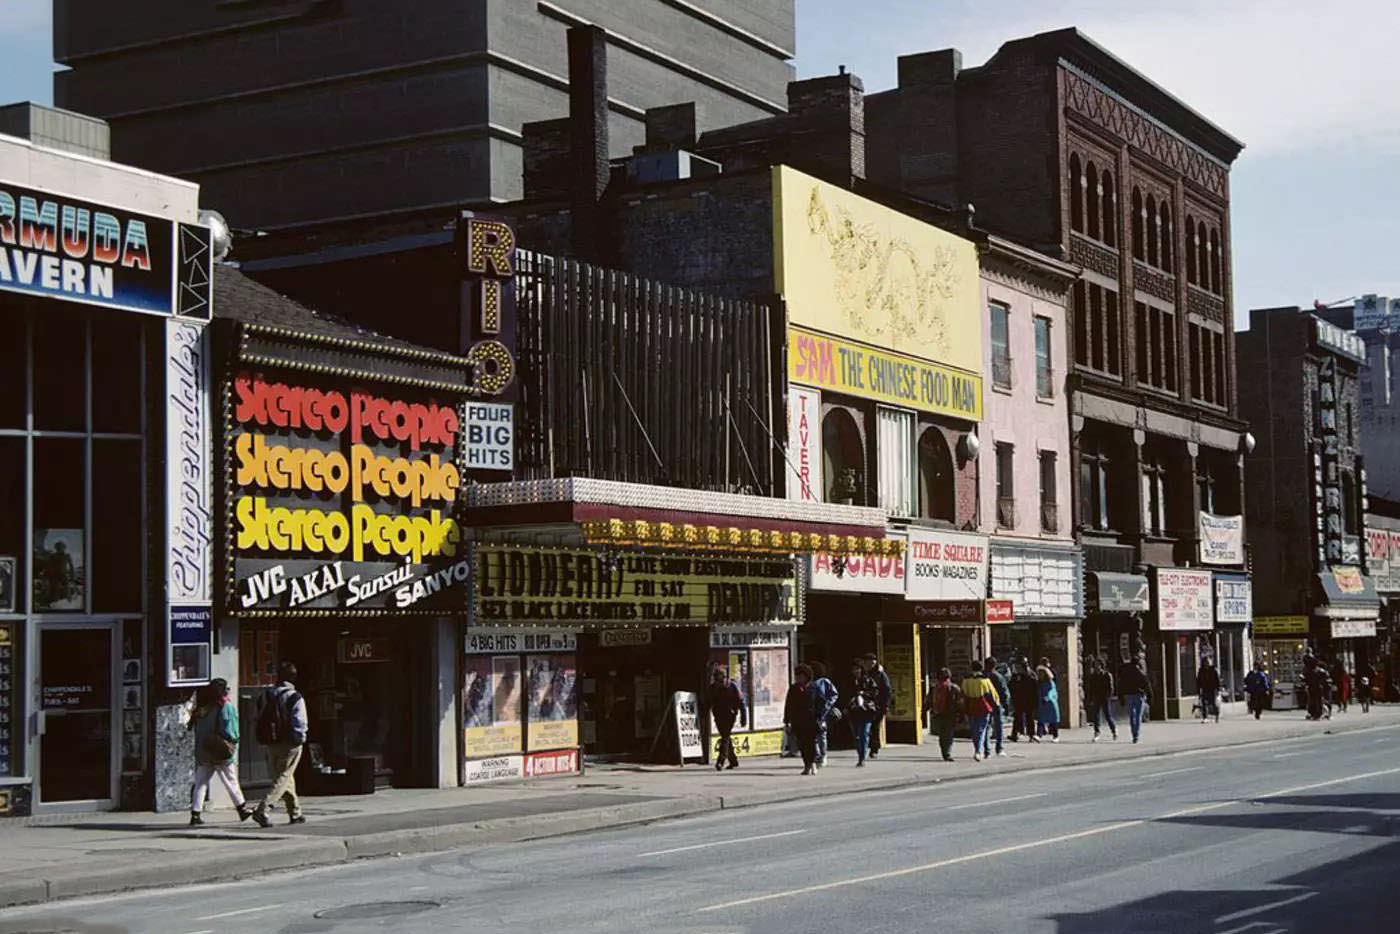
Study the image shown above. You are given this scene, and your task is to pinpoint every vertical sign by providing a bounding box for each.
[461,213,518,400]
[786,386,821,501]
[165,319,213,687]
[1318,356,1343,565]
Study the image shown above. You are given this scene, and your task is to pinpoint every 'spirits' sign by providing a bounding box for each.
[0,183,175,315]
[789,326,983,420]
[475,547,798,625]
[229,370,468,614]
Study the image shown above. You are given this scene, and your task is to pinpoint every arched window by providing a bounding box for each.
[1131,187,1144,260]
[1086,162,1101,240]
[821,408,863,505]
[1198,226,1210,291]
[1069,153,1084,233]
[1160,203,1174,272]
[1101,170,1116,247]
[1145,194,1159,267]
[1185,216,1198,284]
[1209,228,1222,293]
[917,428,956,522]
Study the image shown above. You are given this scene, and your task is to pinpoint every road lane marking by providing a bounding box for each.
[1135,767,1204,779]
[180,930,214,934]
[1213,890,1318,924]
[641,829,806,857]
[698,767,1400,913]
[944,792,1046,811]
[1271,753,1302,759]
[194,904,283,921]
[1217,923,1285,934]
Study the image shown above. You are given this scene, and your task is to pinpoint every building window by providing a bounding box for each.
[1142,451,1168,537]
[1136,303,1178,393]
[1159,202,1174,272]
[996,442,1016,529]
[876,406,916,517]
[1039,451,1058,534]
[917,428,956,522]
[1034,315,1054,398]
[1131,187,1145,261]
[1209,229,1222,294]
[1069,153,1084,234]
[821,408,864,505]
[1185,217,1198,284]
[1101,169,1116,247]
[990,301,1011,390]
[1086,162,1101,240]
[1105,290,1121,376]
[1212,330,1226,404]
[1146,193,1159,266]
[1080,437,1112,531]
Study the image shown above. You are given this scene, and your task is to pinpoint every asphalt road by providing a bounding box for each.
[4,722,1398,934]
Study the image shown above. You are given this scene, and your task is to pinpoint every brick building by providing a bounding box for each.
[1238,307,1381,702]
[861,29,1252,718]
[52,0,794,231]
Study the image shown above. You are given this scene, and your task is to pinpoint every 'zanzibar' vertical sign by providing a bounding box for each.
[166,319,215,687]
[1317,356,1342,565]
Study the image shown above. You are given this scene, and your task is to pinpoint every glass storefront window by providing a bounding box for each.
[33,439,85,613]
[91,314,143,434]
[92,440,142,613]
[0,305,24,429]
[32,308,87,432]
[0,438,24,616]
[1178,638,1198,696]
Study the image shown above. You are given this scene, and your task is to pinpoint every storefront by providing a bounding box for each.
[1152,568,1215,718]
[1251,616,1310,710]
[462,479,886,773]
[1083,571,1151,716]
[989,541,1083,728]
[0,131,211,816]
[220,321,475,791]
[1314,567,1381,678]
[1211,572,1253,709]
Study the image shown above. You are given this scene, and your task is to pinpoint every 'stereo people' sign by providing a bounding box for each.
[226,331,474,615]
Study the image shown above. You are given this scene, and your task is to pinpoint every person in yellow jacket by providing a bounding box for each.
[959,666,1002,762]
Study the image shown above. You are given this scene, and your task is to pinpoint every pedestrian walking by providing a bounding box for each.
[1302,656,1328,720]
[1333,659,1350,713]
[861,653,893,760]
[959,665,1000,762]
[925,667,963,761]
[1120,660,1150,743]
[982,657,1010,757]
[1357,661,1375,713]
[250,661,309,827]
[783,664,821,775]
[706,664,747,771]
[187,678,253,826]
[1009,659,1038,742]
[1196,658,1221,723]
[1244,665,1270,720]
[809,661,839,769]
[1085,657,1117,742]
[845,660,879,766]
[1035,661,1060,742]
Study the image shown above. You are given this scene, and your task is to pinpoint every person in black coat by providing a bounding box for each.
[706,665,747,771]
[1197,658,1222,723]
[1009,660,1039,742]
[784,665,821,775]
[861,653,894,759]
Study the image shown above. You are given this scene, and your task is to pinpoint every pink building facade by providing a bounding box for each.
[977,237,1084,726]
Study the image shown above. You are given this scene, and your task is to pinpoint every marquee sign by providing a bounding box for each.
[474,547,798,626]
[226,366,469,615]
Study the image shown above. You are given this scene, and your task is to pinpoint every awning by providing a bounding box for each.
[1316,568,1381,620]
[1087,572,1150,613]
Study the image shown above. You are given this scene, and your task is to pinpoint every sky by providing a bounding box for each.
[2,0,1396,323]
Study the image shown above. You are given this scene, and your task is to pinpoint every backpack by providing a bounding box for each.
[255,686,300,744]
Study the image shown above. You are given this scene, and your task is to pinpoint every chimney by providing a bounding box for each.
[785,71,866,185]
[567,25,610,261]
[885,48,963,205]
[640,102,697,153]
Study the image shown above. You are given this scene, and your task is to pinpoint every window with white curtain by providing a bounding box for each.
[876,406,916,517]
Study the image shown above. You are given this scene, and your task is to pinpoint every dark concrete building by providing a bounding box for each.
[53,0,794,231]
[859,29,1251,716]
[1237,307,1382,699]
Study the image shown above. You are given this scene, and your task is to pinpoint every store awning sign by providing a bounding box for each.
[809,545,906,594]
[985,599,1014,624]
[1087,571,1150,613]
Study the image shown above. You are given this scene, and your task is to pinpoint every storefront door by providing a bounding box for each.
[37,624,118,808]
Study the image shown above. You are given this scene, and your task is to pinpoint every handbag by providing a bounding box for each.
[201,730,235,763]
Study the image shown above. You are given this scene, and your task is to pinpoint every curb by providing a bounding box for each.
[2,716,1393,909]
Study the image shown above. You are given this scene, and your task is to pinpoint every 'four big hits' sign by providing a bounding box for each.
[228,368,469,615]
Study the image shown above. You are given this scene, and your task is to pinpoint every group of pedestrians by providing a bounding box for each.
[1299,654,1376,720]
[927,656,1069,762]
[186,661,308,827]
[777,653,893,775]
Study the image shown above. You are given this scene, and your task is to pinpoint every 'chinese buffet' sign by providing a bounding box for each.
[229,371,467,613]
[1154,568,1213,631]
[474,548,798,625]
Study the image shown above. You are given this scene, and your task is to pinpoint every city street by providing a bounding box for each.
[2,721,1396,934]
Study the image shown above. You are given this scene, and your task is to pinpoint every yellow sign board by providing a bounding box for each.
[789,326,982,420]
[1253,616,1309,635]
[773,166,982,376]
[713,729,784,759]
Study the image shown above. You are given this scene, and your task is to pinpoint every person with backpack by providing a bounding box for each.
[861,653,894,760]
[809,661,840,769]
[1244,665,1270,720]
[187,678,253,826]
[959,664,1000,762]
[706,664,747,771]
[251,661,309,827]
[981,657,1010,758]
[846,659,880,767]
[925,667,963,761]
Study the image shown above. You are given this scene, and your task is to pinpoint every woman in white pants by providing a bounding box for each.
[189,678,253,825]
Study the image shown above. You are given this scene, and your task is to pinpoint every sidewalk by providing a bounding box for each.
[3,705,1397,908]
